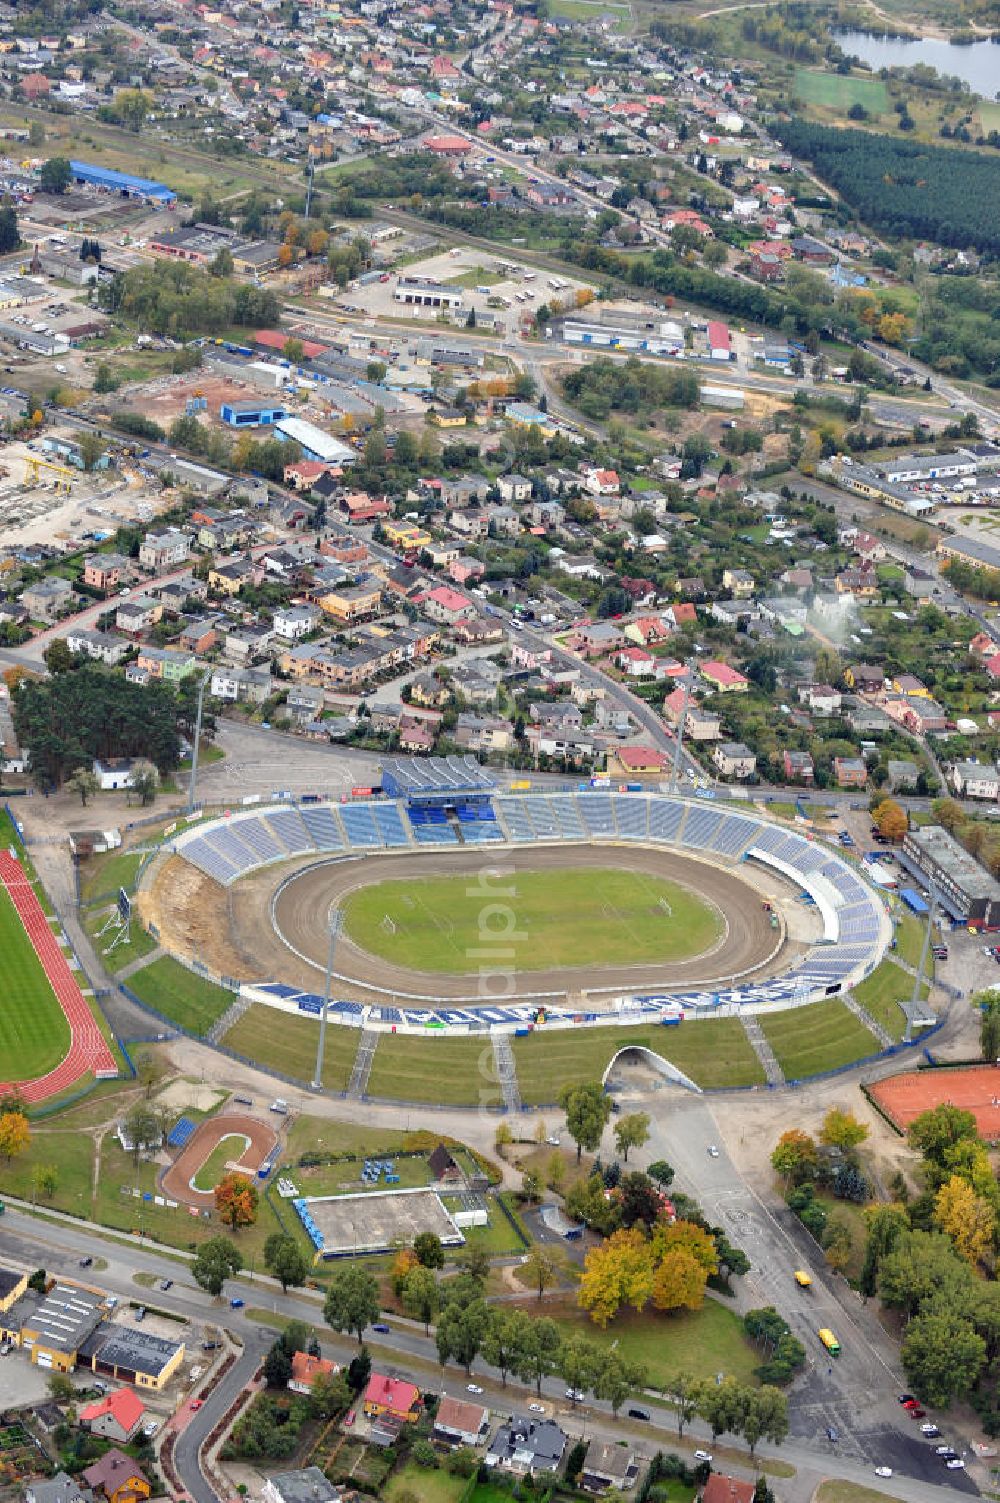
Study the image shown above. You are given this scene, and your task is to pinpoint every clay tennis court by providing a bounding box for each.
[161,1112,280,1209]
[870,1065,1000,1142]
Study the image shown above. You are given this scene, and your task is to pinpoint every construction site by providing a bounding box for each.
[0,435,165,550]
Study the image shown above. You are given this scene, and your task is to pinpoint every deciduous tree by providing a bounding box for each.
[558,1081,612,1161]
[614,1111,651,1161]
[820,1107,869,1153]
[901,1308,987,1407]
[324,1267,380,1343]
[263,1232,309,1292]
[215,1173,259,1231]
[0,1111,29,1162]
[191,1235,242,1297]
[578,1227,655,1327]
[651,1246,709,1312]
[401,1266,440,1334]
[770,1129,817,1184]
[934,1174,996,1267]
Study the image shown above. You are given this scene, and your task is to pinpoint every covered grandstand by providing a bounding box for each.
[69,160,177,204]
[163,785,890,1023]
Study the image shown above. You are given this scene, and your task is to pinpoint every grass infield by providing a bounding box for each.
[192,1133,250,1192]
[341,867,722,974]
[0,863,72,1084]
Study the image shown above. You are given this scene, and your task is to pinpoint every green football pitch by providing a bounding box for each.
[341,866,722,974]
[0,882,71,1082]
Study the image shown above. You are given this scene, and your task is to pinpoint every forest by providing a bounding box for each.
[101,262,280,338]
[562,356,700,421]
[773,121,1000,255]
[13,666,193,787]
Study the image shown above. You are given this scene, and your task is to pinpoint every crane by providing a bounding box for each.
[23,456,75,490]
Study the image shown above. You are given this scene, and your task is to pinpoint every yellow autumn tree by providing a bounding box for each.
[0,1111,29,1162]
[652,1218,719,1277]
[651,1246,708,1312]
[934,1174,995,1267]
[577,1226,654,1328]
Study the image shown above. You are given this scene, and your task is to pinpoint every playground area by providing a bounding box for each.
[161,1111,280,1208]
[869,1063,1000,1142]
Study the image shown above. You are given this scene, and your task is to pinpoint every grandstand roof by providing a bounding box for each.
[380,755,495,797]
[69,160,176,203]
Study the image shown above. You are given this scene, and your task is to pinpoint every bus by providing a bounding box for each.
[818,1328,841,1356]
[794,1270,812,1289]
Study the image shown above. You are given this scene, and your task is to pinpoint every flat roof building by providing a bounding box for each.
[902,824,1000,929]
[220,399,287,427]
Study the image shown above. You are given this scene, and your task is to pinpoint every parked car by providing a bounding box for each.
[467,1384,483,1395]
[229,1298,244,1309]
[158,1279,172,1292]
[143,1423,159,1439]
[190,1399,203,1411]
[921,1425,940,1438]
[372,1323,391,1334]
[693,1451,713,1464]
[628,1407,650,1421]
[826,1427,839,1442]
[78,1256,93,1268]
[874,1467,893,1479]
[134,1306,146,1322]
[707,1145,720,1157]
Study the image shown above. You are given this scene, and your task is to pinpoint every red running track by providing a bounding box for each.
[0,849,117,1102]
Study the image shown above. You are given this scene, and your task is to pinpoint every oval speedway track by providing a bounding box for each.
[268,844,792,1000]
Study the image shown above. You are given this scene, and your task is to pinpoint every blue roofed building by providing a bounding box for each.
[69,161,176,204]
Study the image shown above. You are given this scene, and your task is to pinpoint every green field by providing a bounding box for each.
[543,1297,759,1387]
[853,959,928,1042]
[549,0,630,26]
[127,955,234,1036]
[223,1003,355,1090]
[82,903,158,975]
[192,1133,251,1192]
[511,1019,765,1104]
[760,999,880,1081]
[384,1465,469,1503]
[366,1034,495,1105]
[342,868,723,974]
[79,849,146,905]
[792,69,889,115]
[0,863,72,1083]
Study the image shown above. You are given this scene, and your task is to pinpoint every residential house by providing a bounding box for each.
[615,645,657,679]
[317,582,382,624]
[606,746,669,777]
[486,1417,566,1478]
[116,596,162,634]
[409,672,450,708]
[78,1391,144,1444]
[832,756,867,788]
[208,557,257,597]
[179,618,220,655]
[489,506,520,539]
[211,666,273,704]
[432,1394,490,1449]
[454,714,513,754]
[722,567,754,598]
[21,576,73,622]
[92,758,136,791]
[287,685,325,723]
[584,468,620,497]
[399,716,436,753]
[498,473,533,503]
[273,604,321,641]
[700,661,749,694]
[287,1351,338,1396]
[423,585,477,625]
[783,748,815,784]
[134,646,196,683]
[799,684,841,716]
[580,1438,639,1494]
[951,762,1000,801]
[26,1475,91,1503]
[65,629,130,666]
[844,663,885,693]
[713,741,757,780]
[449,557,485,587]
[138,529,189,571]
[700,1477,755,1503]
[83,553,130,594]
[80,1451,150,1503]
[887,758,919,792]
[362,1374,421,1424]
[262,1470,342,1503]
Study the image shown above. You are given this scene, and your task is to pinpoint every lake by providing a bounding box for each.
[833,28,1000,99]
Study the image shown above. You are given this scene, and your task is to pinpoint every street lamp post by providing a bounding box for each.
[312,909,343,1090]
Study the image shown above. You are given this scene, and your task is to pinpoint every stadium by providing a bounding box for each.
[135,757,898,1098]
